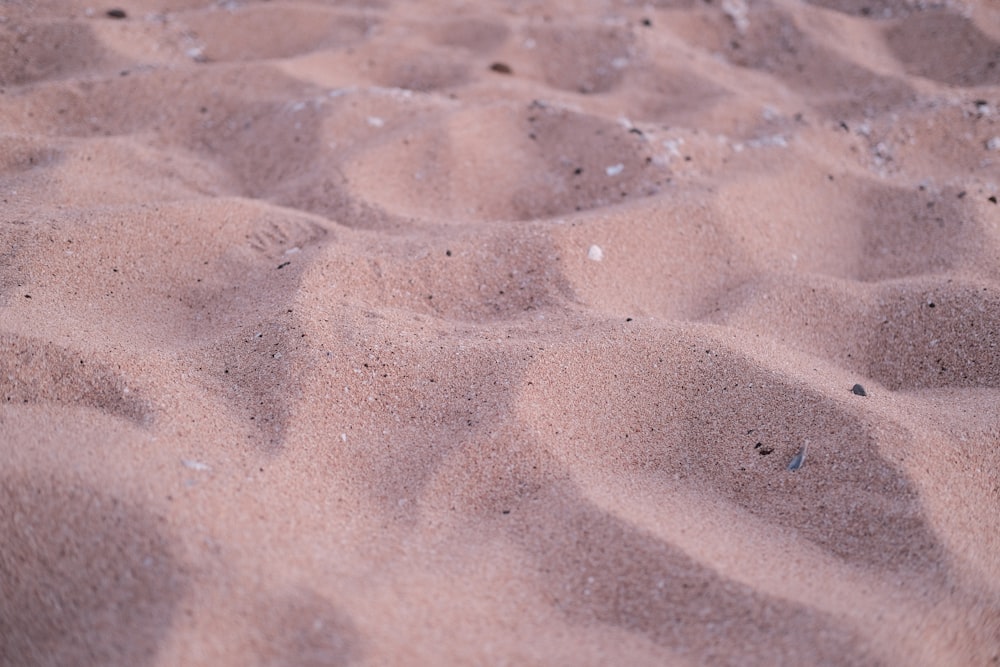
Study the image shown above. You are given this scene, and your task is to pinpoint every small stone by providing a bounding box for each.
[587,245,604,261]
[851,383,867,396]
[787,442,808,471]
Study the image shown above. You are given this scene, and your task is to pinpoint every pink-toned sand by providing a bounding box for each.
[2,0,999,664]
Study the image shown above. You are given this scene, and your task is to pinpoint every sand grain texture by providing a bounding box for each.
[1,0,999,665]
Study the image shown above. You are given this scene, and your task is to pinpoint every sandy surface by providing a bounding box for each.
[2,0,999,664]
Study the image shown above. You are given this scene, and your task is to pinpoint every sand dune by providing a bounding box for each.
[1,0,999,664]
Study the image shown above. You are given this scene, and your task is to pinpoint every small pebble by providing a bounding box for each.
[787,442,808,471]
[851,383,867,396]
[106,8,127,18]
[588,245,604,261]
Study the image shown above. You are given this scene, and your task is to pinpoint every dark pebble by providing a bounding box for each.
[106,8,127,18]
[489,62,513,75]
[851,383,867,396]
[277,261,291,269]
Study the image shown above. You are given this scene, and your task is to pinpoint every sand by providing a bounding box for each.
[1,0,999,664]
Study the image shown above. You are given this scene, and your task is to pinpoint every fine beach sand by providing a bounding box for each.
[2,0,999,664]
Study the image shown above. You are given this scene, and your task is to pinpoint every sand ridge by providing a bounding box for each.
[1,0,999,664]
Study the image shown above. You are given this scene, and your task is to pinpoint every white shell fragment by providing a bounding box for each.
[588,245,604,261]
